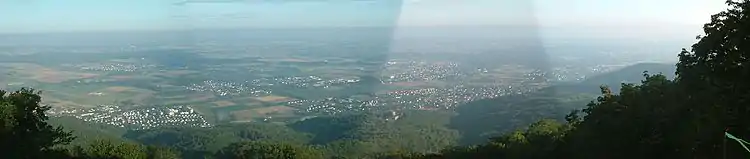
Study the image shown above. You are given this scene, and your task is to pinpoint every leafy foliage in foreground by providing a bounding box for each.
[0,88,76,158]
[215,141,324,159]
[118,110,459,159]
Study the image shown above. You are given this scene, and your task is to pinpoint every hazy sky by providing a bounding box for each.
[0,0,729,34]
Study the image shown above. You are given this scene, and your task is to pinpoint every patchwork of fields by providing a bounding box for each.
[0,55,377,124]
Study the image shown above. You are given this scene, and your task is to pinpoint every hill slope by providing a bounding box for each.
[448,62,676,145]
[48,117,129,146]
[582,63,676,86]
[554,63,676,94]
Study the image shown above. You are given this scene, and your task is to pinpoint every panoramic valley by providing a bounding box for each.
[0,27,686,158]
[2,0,744,158]
[0,28,678,130]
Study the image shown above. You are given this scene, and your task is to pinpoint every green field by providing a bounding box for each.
[39,84,155,107]
[0,53,426,123]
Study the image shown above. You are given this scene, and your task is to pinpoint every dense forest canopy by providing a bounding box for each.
[1,0,749,158]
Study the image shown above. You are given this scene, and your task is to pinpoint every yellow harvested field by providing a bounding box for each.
[254,95,294,103]
[230,106,295,121]
[163,94,214,105]
[1,63,99,83]
[41,96,88,108]
[35,69,98,83]
[253,106,294,114]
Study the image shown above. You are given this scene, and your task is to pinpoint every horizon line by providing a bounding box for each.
[0,23,704,36]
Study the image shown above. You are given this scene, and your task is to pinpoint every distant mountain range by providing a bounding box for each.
[553,62,677,94]
[582,63,676,85]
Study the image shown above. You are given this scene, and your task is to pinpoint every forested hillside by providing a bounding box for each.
[1,0,749,158]
[448,89,591,145]
[396,1,750,158]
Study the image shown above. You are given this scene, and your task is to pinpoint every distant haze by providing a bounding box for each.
[0,0,724,64]
[0,0,726,37]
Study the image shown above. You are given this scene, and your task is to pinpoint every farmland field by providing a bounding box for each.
[230,106,296,122]
[0,35,550,125]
